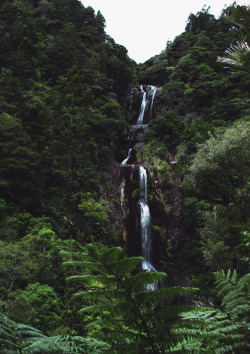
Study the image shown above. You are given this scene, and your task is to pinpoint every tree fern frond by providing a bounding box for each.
[174,270,250,352]
[0,338,20,349]
[40,335,111,353]
[73,289,120,297]
[85,243,102,258]
[78,303,133,315]
[237,272,250,291]
[113,257,143,275]
[67,274,106,282]
[135,287,197,312]
[124,270,167,291]
[99,246,123,265]
[231,269,238,284]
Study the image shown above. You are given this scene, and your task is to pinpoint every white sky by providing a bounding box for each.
[81,0,246,63]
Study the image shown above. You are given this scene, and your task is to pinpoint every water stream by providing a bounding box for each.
[137,85,147,125]
[137,85,157,124]
[137,86,158,288]
[121,148,132,165]
[121,84,158,288]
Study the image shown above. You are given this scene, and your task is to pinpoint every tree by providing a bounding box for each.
[20,282,62,334]
[185,120,250,207]
[0,113,41,211]
[78,193,109,241]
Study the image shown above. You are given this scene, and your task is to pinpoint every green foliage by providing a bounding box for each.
[0,240,38,291]
[172,270,250,352]
[78,193,109,241]
[145,110,184,148]
[218,41,250,69]
[0,113,40,211]
[0,312,110,353]
[0,0,135,237]
[0,0,249,348]
[63,242,197,353]
[19,282,62,334]
[0,312,45,353]
[241,231,250,264]
[186,120,250,206]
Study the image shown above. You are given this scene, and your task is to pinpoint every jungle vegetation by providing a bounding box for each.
[0,0,249,352]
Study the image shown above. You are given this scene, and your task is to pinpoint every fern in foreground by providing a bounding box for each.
[62,241,197,353]
[172,269,250,353]
[0,312,110,353]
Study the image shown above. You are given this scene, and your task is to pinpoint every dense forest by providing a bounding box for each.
[0,0,249,352]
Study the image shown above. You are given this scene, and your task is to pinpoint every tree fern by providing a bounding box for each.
[0,312,45,353]
[24,335,111,353]
[215,270,250,325]
[0,312,110,353]
[62,241,198,353]
[171,270,250,353]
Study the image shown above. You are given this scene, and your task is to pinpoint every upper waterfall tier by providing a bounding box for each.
[136,85,158,125]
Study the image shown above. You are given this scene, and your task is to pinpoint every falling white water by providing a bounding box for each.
[140,200,151,262]
[137,85,147,125]
[122,148,132,165]
[136,85,157,125]
[139,166,157,290]
[143,259,157,291]
[121,85,158,289]
[139,165,147,201]
[149,85,157,120]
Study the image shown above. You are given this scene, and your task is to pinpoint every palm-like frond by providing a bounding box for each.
[217,41,250,67]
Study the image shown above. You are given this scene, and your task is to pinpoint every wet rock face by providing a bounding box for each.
[119,164,141,256]
[127,87,142,124]
[129,125,148,147]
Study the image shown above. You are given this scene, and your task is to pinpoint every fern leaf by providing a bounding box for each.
[124,271,167,291]
[100,247,123,265]
[113,257,142,275]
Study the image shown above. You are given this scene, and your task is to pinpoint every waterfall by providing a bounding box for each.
[136,85,157,125]
[149,85,157,120]
[122,148,132,165]
[139,166,157,289]
[139,165,147,201]
[140,200,151,264]
[136,85,147,125]
[120,84,158,289]
[139,166,153,267]
[139,166,150,262]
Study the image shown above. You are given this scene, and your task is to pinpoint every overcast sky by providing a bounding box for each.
[81,0,245,63]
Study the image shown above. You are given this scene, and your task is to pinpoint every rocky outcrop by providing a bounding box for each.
[129,125,148,146]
